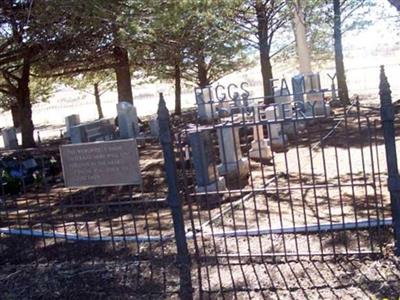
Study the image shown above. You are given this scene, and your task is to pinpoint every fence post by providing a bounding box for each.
[157,93,193,298]
[379,65,400,256]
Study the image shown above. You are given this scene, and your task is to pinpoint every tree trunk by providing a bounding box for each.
[10,103,20,128]
[333,0,350,105]
[292,0,312,74]
[17,54,35,148]
[94,83,104,119]
[114,46,133,104]
[197,54,210,88]
[388,0,400,11]
[174,63,182,115]
[255,1,274,104]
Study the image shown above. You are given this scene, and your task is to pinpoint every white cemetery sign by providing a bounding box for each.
[60,139,141,187]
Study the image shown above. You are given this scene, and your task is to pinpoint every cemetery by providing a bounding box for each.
[0,69,398,298]
[1,1,400,299]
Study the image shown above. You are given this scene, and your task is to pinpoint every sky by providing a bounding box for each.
[342,1,399,53]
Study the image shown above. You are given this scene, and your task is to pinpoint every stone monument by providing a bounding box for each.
[265,106,288,152]
[2,127,18,149]
[117,101,140,139]
[65,114,80,137]
[216,121,249,187]
[249,105,272,162]
[195,86,218,122]
[188,130,226,194]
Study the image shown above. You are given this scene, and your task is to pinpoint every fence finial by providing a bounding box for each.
[157,92,169,121]
[379,65,392,105]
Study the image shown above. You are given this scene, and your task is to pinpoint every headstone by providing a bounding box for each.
[304,99,331,117]
[70,119,114,144]
[65,114,80,137]
[117,101,140,139]
[249,106,272,161]
[149,115,159,137]
[292,74,305,105]
[265,106,288,152]
[60,139,142,187]
[70,124,85,144]
[2,127,18,149]
[217,122,249,187]
[274,88,293,119]
[304,73,321,94]
[85,119,114,142]
[188,130,226,193]
[292,73,330,117]
[274,89,303,137]
[195,86,217,122]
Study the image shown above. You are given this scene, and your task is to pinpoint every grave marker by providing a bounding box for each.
[195,86,218,122]
[265,106,288,152]
[188,130,226,193]
[249,105,272,161]
[65,114,80,136]
[2,127,18,149]
[117,101,140,138]
[60,139,141,187]
[217,121,249,187]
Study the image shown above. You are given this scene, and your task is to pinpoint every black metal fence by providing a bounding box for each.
[0,66,399,299]
[0,139,182,298]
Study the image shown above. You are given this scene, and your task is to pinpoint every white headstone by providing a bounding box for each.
[65,114,80,136]
[249,106,272,161]
[117,101,139,139]
[149,115,159,137]
[265,106,288,151]
[2,127,18,149]
[195,87,218,122]
[217,123,249,185]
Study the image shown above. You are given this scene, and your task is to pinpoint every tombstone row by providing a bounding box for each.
[189,72,333,193]
[65,101,141,144]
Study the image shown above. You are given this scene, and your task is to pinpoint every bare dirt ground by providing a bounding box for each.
[1,241,400,299]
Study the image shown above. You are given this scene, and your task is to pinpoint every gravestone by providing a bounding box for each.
[188,130,226,193]
[69,125,85,144]
[274,88,293,119]
[195,86,218,122]
[303,73,330,117]
[70,119,114,144]
[292,74,305,105]
[117,101,140,139]
[65,114,80,137]
[217,122,249,187]
[265,106,288,152]
[249,105,272,162]
[60,139,141,187]
[292,73,330,117]
[149,115,159,137]
[274,88,306,137]
[2,127,18,149]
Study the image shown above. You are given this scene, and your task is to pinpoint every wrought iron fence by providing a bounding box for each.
[0,66,399,299]
[0,139,181,298]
